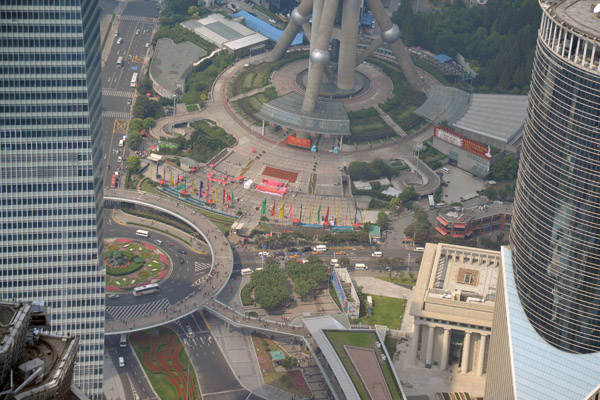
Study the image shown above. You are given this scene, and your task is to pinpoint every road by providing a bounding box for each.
[106,334,156,400]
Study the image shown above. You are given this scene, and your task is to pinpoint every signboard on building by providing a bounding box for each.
[287,135,312,149]
[332,269,348,311]
[434,126,492,160]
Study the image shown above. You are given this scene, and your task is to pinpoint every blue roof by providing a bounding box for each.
[231,11,303,46]
[360,13,373,26]
[434,54,453,64]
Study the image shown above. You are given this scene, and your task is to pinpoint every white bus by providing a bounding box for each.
[133,283,160,296]
[355,263,368,270]
[116,56,123,68]
[135,229,149,237]
[120,333,127,347]
[313,244,327,252]
[240,268,252,276]
[130,72,138,88]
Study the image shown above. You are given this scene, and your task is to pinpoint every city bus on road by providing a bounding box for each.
[135,229,149,237]
[130,72,138,88]
[116,56,123,68]
[133,283,160,296]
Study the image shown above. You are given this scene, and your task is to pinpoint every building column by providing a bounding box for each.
[425,325,435,368]
[440,328,450,370]
[410,323,420,364]
[461,331,471,374]
[337,0,360,90]
[477,334,487,377]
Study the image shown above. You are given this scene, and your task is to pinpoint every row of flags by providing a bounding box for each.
[260,198,365,224]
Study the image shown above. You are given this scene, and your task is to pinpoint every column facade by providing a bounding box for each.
[440,328,450,370]
[461,331,472,374]
[477,334,487,376]
[425,325,435,368]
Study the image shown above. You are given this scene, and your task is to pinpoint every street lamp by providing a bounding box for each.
[414,141,423,179]
[172,94,178,133]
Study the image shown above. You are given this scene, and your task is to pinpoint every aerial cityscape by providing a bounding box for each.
[0,0,599,399]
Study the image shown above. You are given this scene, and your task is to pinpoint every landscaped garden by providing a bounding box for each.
[130,327,200,400]
[105,239,171,292]
[251,333,312,398]
[356,295,407,330]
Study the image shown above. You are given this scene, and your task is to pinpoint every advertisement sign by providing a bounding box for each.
[434,126,492,160]
[287,135,312,149]
[332,269,348,311]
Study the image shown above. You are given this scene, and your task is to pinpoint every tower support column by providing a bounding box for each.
[337,0,360,90]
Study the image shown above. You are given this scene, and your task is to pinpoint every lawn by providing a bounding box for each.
[377,271,417,286]
[357,295,407,330]
[130,327,201,399]
[231,63,272,96]
[251,334,312,397]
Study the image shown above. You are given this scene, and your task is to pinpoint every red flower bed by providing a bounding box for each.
[105,285,123,292]
[288,370,311,395]
[143,242,157,251]
[115,238,132,243]
[159,254,169,264]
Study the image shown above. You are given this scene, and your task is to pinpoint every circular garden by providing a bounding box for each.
[105,238,172,292]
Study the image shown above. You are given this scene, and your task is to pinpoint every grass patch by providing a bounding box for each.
[140,178,161,195]
[349,115,391,137]
[231,63,272,96]
[241,283,255,306]
[384,336,397,358]
[357,295,406,330]
[377,271,417,286]
[234,88,278,125]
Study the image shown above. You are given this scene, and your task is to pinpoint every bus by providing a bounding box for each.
[130,72,138,88]
[240,268,252,276]
[133,283,160,296]
[135,229,149,237]
[119,333,127,347]
[313,244,327,252]
[116,56,123,68]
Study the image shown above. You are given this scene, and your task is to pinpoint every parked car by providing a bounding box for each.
[258,251,270,257]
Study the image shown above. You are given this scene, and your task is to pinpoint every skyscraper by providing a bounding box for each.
[485,1,600,398]
[0,1,105,398]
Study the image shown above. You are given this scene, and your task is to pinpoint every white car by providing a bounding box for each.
[146,42,150,48]
[258,251,270,257]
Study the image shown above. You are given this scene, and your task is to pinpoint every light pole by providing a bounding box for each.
[414,141,423,180]
[172,94,177,133]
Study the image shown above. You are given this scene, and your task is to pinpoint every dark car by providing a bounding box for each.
[178,249,187,255]
[287,248,298,253]
[178,257,185,264]
[302,246,312,252]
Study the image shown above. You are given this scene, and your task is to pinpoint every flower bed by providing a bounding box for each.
[130,327,200,400]
[288,370,311,395]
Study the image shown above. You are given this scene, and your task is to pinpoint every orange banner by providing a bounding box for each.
[287,136,311,149]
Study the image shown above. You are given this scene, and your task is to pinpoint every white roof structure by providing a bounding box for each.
[181,14,268,50]
[453,93,528,145]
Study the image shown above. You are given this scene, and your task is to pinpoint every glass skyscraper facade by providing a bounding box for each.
[0,0,105,397]
[510,0,600,354]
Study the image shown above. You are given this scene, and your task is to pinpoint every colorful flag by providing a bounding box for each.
[363,208,367,223]
[324,207,329,223]
[261,198,267,215]
[288,203,294,219]
[272,199,276,217]
[223,189,226,204]
[230,193,234,207]
[170,171,174,187]
[317,205,321,222]
[299,204,303,222]
[309,206,312,223]
[354,208,358,224]
[199,181,204,197]
[163,166,166,179]
[214,187,218,204]
[279,201,284,219]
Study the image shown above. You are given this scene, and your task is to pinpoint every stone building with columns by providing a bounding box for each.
[409,243,500,378]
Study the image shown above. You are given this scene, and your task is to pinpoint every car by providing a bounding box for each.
[258,251,270,257]
[287,248,298,253]
[127,98,132,105]
[117,38,123,45]
[178,257,185,264]
[178,249,187,255]
[312,250,323,255]
[155,239,163,245]
[334,250,347,255]
[385,266,392,271]
[108,294,120,299]
[441,181,448,187]
[289,254,300,259]
[145,42,150,48]
[186,325,194,337]
[114,31,119,37]
[302,246,312,252]
[136,29,140,35]
[118,357,125,367]
[117,156,122,163]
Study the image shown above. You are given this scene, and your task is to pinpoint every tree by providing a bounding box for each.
[142,117,155,130]
[376,210,389,231]
[188,5,199,16]
[133,96,164,119]
[338,257,351,267]
[281,356,298,370]
[128,131,143,150]
[137,77,153,94]
[483,186,498,200]
[398,186,419,208]
[128,118,144,135]
[251,264,289,312]
[125,156,141,173]
[404,207,432,243]
[491,154,519,180]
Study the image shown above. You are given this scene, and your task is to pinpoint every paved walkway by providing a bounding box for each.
[104,188,234,334]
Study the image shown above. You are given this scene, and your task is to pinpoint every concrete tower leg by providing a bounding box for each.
[337,0,360,90]
[302,0,339,112]
[310,0,325,53]
[365,0,423,92]
[355,36,383,66]
[269,0,313,62]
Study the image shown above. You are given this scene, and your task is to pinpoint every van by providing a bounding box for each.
[118,357,125,367]
[313,245,327,252]
[241,268,252,276]
[414,247,425,253]
[372,251,382,258]
[118,139,124,147]
[120,333,127,348]
[330,259,339,266]
[441,167,450,174]
[355,263,368,270]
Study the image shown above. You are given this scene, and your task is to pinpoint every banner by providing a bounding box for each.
[279,201,284,219]
[261,198,266,215]
[286,135,312,149]
[434,126,492,160]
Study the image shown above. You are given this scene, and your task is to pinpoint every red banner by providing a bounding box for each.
[287,135,311,149]
[434,126,491,160]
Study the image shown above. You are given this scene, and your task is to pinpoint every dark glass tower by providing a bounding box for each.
[510,0,600,354]
[0,0,105,397]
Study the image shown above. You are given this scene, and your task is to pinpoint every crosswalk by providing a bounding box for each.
[120,15,155,22]
[102,111,130,119]
[106,297,170,321]
[195,262,211,273]
[102,89,133,98]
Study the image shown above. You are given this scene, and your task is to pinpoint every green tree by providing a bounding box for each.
[338,257,351,267]
[491,154,519,180]
[281,356,298,370]
[188,5,199,17]
[376,210,389,231]
[133,96,164,119]
[128,118,144,135]
[404,207,432,243]
[128,131,143,150]
[483,186,498,200]
[125,155,141,173]
[142,117,155,130]
[137,77,153,94]
[398,186,419,208]
[251,264,289,311]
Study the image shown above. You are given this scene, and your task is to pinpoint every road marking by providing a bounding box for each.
[103,111,130,119]
[102,88,134,98]
[106,298,170,321]
[200,311,211,331]
[112,119,129,134]
[194,262,210,273]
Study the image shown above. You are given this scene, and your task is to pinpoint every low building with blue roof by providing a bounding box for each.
[231,11,304,46]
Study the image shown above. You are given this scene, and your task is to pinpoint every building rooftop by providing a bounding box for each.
[453,93,528,144]
[543,0,600,39]
[257,92,351,136]
[151,39,206,94]
[414,85,471,125]
[437,201,513,225]
[0,302,20,341]
[181,14,267,49]
[411,243,501,328]
[231,11,303,45]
